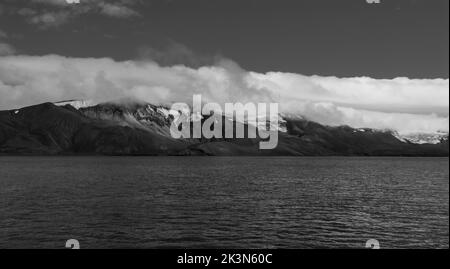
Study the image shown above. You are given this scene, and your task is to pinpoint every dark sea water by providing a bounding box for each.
[0,157,448,249]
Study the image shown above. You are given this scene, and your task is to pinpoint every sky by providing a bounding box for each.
[0,0,449,134]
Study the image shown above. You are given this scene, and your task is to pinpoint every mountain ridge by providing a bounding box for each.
[0,101,448,156]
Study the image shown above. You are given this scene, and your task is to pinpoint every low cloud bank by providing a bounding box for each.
[0,54,448,134]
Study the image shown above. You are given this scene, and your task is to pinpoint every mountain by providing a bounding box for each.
[0,102,186,155]
[396,132,449,145]
[0,101,448,156]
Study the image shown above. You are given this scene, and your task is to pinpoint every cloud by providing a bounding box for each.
[0,29,15,56]
[98,2,140,18]
[28,11,72,28]
[8,0,141,28]
[280,101,449,135]
[138,42,220,68]
[0,54,448,134]
[248,72,449,115]
[0,30,8,39]
[0,43,16,56]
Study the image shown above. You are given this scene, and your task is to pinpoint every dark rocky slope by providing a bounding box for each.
[0,103,186,155]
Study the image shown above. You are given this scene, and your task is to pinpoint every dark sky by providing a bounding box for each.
[0,0,448,79]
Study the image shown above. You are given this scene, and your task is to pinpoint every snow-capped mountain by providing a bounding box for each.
[0,100,447,156]
[398,132,449,145]
[55,99,448,146]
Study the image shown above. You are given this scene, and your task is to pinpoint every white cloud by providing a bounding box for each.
[248,73,449,114]
[0,54,448,134]
[280,101,449,135]
[14,0,140,28]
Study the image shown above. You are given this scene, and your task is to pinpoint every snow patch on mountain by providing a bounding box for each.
[54,100,97,110]
[398,132,449,145]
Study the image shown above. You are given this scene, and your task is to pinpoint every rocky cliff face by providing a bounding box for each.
[0,101,448,156]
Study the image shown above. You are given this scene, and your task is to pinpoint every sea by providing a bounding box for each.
[0,157,448,249]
